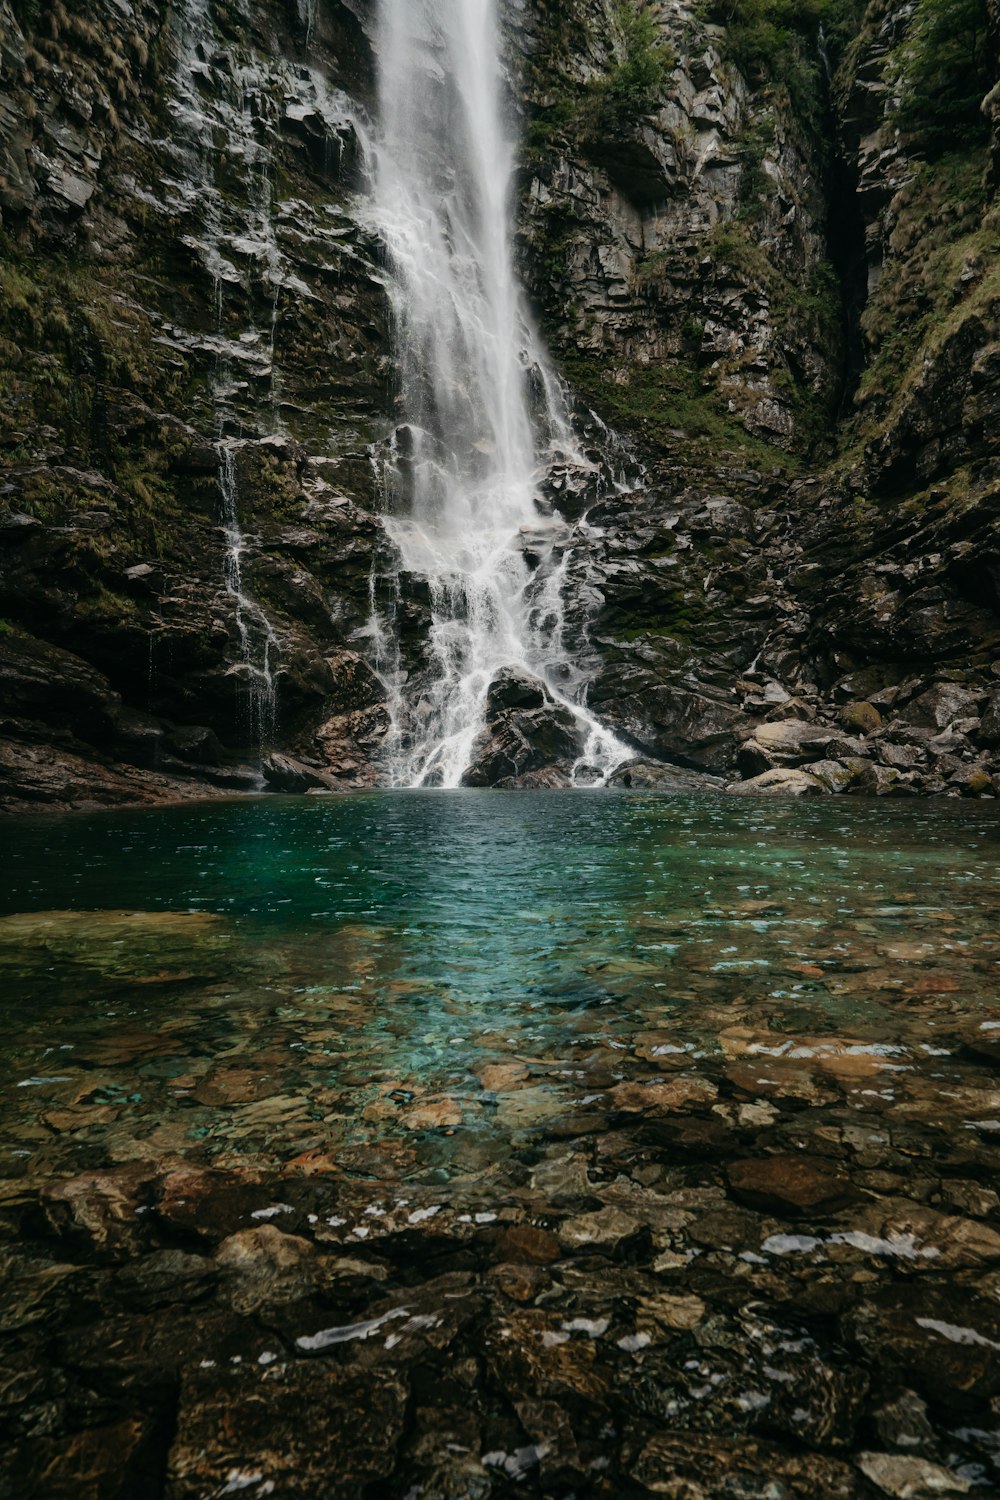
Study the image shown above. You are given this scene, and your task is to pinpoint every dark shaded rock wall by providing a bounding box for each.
[511,0,1000,794]
[0,0,391,807]
[0,0,998,806]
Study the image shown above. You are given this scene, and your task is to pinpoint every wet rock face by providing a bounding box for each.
[0,0,390,801]
[514,1,838,459]
[505,0,1000,798]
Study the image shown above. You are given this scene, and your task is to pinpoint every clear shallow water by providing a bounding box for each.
[2,790,999,1192]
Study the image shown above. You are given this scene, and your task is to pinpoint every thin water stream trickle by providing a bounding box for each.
[365,0,630,787]
[219,446,279,748]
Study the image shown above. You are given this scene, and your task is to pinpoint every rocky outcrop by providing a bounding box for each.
[462,669,585,788]
[516,0,840,457]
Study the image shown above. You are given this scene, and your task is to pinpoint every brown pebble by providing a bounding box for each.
[726,1155,854,1215]
[489,1224,561,1264]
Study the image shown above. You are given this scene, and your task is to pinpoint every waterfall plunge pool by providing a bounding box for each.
[3,788,999,1185]
[2,791,1000,1493]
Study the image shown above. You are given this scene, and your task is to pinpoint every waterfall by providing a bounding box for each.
[817,23,833,86]
[367,0,631,788]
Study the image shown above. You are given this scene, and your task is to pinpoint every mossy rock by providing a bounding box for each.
[839,701,883,735]
[0,910,240,997]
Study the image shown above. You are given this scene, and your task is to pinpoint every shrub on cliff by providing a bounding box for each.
[586,0,676,135]
[524,0,674,159]
[896,0,992,154]
[698,0,864,120]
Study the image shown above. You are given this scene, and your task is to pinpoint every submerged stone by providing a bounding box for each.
[168,1364,408,1498]
[0,909,236,996]
[857,1452,971,1498]
[726,1156,854,1215]
[1,796,999,1492]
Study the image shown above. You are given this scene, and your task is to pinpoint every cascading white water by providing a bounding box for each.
[368,0,631,788]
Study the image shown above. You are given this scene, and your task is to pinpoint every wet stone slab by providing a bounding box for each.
[0,792,999,1495]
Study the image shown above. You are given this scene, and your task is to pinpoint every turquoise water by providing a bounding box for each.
[2,790,999,1190]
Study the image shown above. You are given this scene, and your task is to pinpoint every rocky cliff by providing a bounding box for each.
[0,0,998,807]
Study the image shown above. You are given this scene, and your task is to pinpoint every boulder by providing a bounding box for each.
[738,719,837,775]
[855,763,919,796]
[951,765,993,797]
[164,724,225,766]
[839,701,883,735]
[691,494,754,538]
[262,752,342,794]
[215,1225,318,1310]
[485,667,547,714]
[607,759,723,792]
[169,1365,408,1497]
[537,460,605,519]
[977,690,1000,747]
[558,1207,642,1251]
[314,704,391,787]
[463,706,581,787]
[490,1225,562,1264]
[805,758,857,792]
[629,1433,861,1498]
[41,1165,159,1260]
[0,1417,166,1500]
[727,1156,854,1215]
[463,675,584,788]
[857,1454,971,1498]
[880,741,923,770]
[598,678,754,775]
[905,683,979,731]
[726,768,829,796]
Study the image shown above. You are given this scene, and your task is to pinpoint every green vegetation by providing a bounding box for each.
[585,2,676,136]
[896,0,991,154]
[852,149,995,430]
[524,0,674,162]
[635,181,842,457]
[559,350,800,472]
[526,198,586,314]
[734,119,776,212]
[0,232,189,467]
[697,0,865,121]
[0,232,208,560]
[703,0,989,149]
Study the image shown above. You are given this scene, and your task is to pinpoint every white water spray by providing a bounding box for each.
[368,0,631,788]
